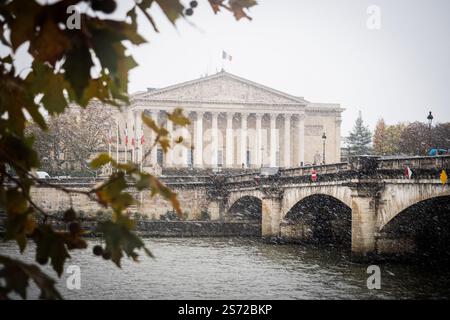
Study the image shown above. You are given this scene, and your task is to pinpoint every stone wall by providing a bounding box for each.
[135,221,260,237]
[30,183,213,220]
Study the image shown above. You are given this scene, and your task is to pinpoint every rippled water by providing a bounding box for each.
[1,238,450,299]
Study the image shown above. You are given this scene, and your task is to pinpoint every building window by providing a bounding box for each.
[157,148,163,165]
[246,150,251,167]
[276,151,280,167]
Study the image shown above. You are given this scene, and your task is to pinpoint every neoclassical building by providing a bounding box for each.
[116,71,344,169]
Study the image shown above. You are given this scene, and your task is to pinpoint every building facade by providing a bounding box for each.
[116,71,344,170]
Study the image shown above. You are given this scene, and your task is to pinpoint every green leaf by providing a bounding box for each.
[96,217,152,267]
[90,153,113,169]
[26,62,68,115]
[0,255,62,300]
[34,225,71,277]
[63,41,93,103]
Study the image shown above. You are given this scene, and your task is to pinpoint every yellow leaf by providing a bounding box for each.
[90,153,112,169]
[167,108,190,127]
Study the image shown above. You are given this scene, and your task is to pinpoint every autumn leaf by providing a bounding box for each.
[63,40,93,103]
[155,0,185,24]
[30,18,71,65]
[7,0,42,51]
[0,255,62,300]
[90,153,113,169]
[167,108,191,126]
[33,225,71,277]
[96,216,153,267]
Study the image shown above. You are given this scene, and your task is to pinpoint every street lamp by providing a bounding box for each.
[322,132,327,164]
[427,111,433,153]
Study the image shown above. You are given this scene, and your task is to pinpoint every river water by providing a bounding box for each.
[1,237,449,300]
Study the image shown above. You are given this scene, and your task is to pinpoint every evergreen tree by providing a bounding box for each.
[346,111,372,156]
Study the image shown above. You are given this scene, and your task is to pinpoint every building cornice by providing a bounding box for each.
[130,71,309,105]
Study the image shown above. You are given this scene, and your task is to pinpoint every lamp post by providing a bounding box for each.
[322,132,327,164]
[427,111,433,153]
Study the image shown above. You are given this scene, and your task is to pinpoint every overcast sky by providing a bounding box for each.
[122,0,450,135]
[3,1,449,135]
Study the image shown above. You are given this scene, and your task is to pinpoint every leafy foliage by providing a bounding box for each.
[373,120,450,156]
[0,0,256,299]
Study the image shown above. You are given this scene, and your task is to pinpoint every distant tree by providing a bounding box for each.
[433,123,450,150]
[346,112,372,156]
[384,123,406,155]
[65,103,116,173]
[373,118,386,155]
[26,103,116,175]
[26,115,73,174]
[399,122,429,155]
[373,120,407,156]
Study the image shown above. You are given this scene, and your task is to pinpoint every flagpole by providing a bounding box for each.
[124,122,128,163]
[108,126,112,174]
[139,121,144,171]
[116,120,119,168]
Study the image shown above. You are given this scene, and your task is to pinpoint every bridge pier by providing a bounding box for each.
[261,194,283,239]
[350,183,380,260]
[207,197,226,221]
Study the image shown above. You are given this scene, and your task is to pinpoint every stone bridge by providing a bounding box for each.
[31,156,450,259]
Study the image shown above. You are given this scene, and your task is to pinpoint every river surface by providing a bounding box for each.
[1,237,449,300]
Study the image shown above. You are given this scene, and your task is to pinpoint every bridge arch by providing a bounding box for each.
[226,193,263,222]
[378,182,450,230]
[227,190,263,210]
[280,193,352,246]
[377,195,450,262]
[282,184,352,218]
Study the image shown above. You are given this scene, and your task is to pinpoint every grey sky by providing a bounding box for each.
[125,0,450,135]
[2,1,449,136]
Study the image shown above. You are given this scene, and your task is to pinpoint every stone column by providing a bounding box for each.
[261,193,283,238]
[240,113,249,167]
[166,113,173,167]
[225,112,234,168]
[255,114,263,168]
[194,111,204,167]
[350,184,380,260]
[284,114,291,168]
[211,112,219,167]
[150,110,158,166]
[335,116,342,163]
[270,114,277,167]
[135,111,143,168]
[298,113,305,166]
[180,125,188,167]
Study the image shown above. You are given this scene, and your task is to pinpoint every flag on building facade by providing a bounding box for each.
[222,50,232,61]
[124,124,128,146]
[117,123,121,144]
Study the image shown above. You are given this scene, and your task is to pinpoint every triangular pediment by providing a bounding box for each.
[133,72,306,105]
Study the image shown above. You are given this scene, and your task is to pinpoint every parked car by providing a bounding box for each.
[35,171,51,179]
